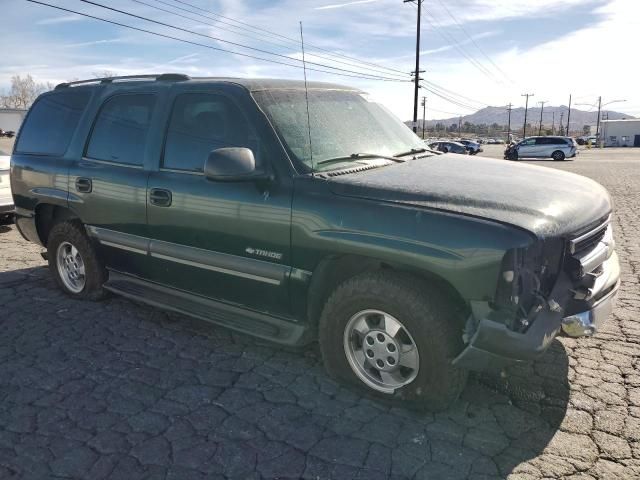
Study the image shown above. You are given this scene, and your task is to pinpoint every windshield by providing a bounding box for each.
[252,88,425,171]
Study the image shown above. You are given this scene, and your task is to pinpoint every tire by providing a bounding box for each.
[319,271,468,410]
[552,150,565,161]
[47,221,108,300]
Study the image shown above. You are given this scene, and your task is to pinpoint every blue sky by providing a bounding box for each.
[2,0,639,120]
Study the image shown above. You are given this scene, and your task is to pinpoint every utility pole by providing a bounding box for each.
[538,101,547,136]
[522,93,534,138]
[405,0,423,133]
[458,116,462,137]
[506,103,513,142]
[552,111,555,135]
[559,112,565,136]
[566,94,572,137]
[421,96,426,138]
[595,96,602,138]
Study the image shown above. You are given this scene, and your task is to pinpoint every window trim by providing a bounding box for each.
[159,90,261,174]
[80,156,144,170]
[83,92,157,167]
[14,89,92,157]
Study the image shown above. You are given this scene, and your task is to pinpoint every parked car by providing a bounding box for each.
[428,141,468,154]
[0,155,14,221]
[11,74,619,409]
[458,139,483,155]
[0,129,16,138]
[505,136,578,161]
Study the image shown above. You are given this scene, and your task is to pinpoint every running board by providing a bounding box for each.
[104,271,307,346]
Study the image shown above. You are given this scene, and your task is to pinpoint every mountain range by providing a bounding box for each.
[416,106,634,130]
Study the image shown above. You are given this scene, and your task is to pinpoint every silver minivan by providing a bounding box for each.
[505,136,578,161]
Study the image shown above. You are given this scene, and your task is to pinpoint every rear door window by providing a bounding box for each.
[162,92,262,172]
[15,90,91,156]
[86,94,156,166]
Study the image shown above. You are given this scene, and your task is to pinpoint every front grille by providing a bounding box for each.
[572,224,607,256]
[569,219,609,256]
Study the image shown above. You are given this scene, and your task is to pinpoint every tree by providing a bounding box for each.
[0,75,53,110]
[582,125,591,135]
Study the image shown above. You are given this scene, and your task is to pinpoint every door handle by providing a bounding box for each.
[149,188,172,207]
[75,177,92,193]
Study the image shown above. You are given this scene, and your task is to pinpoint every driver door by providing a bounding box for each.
[146,87,293,316]
[517,138,536,157]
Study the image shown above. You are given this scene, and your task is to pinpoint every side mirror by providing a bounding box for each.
[204,147,269,182]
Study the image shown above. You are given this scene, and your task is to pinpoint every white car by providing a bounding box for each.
[505,136,578,161]
[0,156,14,221]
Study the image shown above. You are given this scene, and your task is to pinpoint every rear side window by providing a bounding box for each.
[15,90,90,155]
[163,93,262,172]
[86,94,156,166]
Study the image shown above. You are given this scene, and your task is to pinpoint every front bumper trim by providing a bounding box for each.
[561,281,618,337]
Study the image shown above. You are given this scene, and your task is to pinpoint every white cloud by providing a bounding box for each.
[36,15,83,26]
[315,0,383,10]
[4,0,639,123]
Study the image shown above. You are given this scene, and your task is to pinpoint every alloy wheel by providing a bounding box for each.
[56,241,86,293]
[343,309,420,393]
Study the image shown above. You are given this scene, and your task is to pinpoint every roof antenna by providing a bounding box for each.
[299,21,314,173]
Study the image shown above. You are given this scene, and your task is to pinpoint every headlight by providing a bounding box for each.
[492,243,557,332]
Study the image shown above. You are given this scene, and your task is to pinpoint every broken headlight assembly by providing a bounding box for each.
[492,240,563,333]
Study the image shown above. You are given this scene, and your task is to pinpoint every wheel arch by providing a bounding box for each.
[306,253,468,328]
[35,203,80,247]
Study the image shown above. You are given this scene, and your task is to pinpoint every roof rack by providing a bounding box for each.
[54,73,191,90]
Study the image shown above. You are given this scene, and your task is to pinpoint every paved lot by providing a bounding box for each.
[1,148,639,479]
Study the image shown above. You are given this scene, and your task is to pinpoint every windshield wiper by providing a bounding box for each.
[393,147,430,158]
[316,153,404,166]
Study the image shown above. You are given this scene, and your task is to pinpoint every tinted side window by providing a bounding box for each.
[16,90,90,155]
[535,137,553,145]
[163,93,261,172]
[86,94,156,166]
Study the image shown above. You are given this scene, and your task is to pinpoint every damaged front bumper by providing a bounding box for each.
[453,251,620,371]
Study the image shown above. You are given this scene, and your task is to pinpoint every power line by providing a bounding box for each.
[26,0,409,83]
[421,13,502,84]
[167,0,410,76]
[422,79,488,107]
[75,0,408,82]
[421,80,487,109]
[130,0,410,80]
[420,85,478,111]
[433,0,515,86]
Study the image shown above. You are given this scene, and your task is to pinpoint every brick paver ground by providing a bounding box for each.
[0,147,638,479]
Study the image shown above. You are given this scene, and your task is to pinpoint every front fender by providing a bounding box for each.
[291,177,535,311]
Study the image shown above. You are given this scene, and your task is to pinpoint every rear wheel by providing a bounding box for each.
[319,271,468,410]
[47,221,108,300]
[552,150,565,161]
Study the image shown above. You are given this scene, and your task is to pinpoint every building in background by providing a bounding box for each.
[601,119,640,147]
[0,108,27,132]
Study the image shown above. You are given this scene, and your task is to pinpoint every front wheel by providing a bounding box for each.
[552,150,566,161]
[319,271,468,410]
[47,221,108,300]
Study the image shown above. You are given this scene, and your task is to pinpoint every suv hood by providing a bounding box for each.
[328,154,611,238]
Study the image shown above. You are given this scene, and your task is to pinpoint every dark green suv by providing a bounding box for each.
[10,74,619,409]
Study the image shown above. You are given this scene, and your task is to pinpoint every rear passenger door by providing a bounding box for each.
[145,87,293,317]
[534,137,554,157]
[69,90,160,278]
